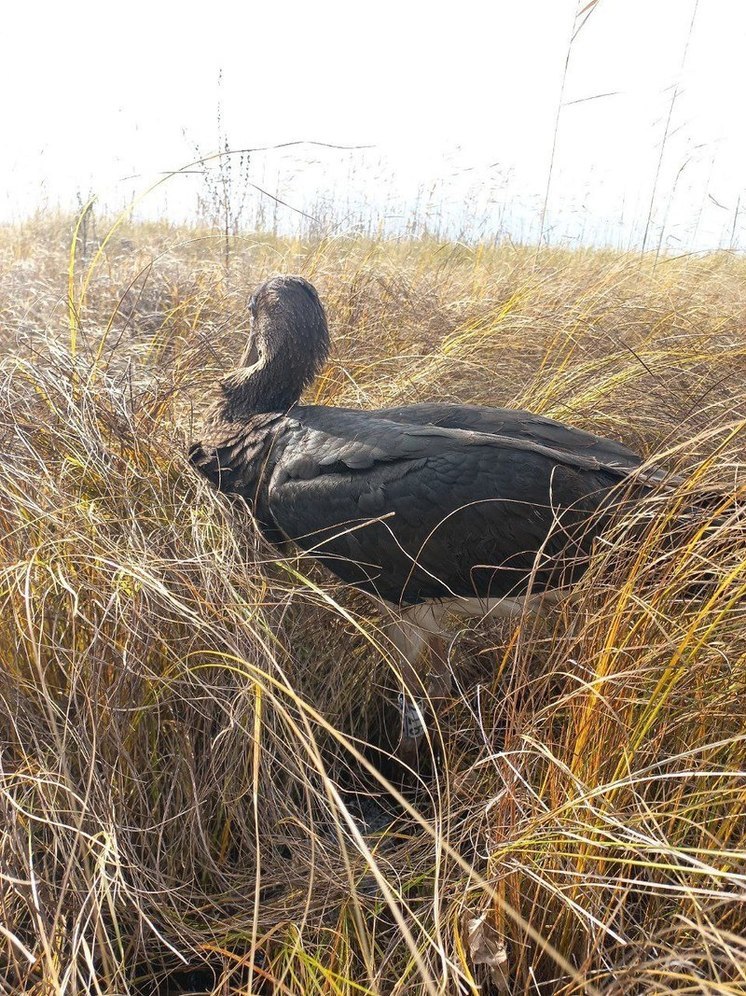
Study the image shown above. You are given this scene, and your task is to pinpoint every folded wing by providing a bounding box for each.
[264,407,644,604]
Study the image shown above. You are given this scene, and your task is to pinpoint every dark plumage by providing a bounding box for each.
[190,275,669,749]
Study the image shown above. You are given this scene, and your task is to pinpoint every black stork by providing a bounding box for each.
[189,275,670,752]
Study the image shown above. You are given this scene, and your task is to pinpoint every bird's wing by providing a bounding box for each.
[367,402,665,478]
[265,407,640,603]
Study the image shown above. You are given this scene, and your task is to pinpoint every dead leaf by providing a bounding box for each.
[466,912,509,992]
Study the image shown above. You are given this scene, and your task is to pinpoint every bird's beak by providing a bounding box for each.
[239,335,260,368]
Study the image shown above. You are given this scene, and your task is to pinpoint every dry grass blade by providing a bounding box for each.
[0,215,744,994]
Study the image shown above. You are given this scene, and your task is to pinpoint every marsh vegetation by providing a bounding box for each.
[0,215,744,993]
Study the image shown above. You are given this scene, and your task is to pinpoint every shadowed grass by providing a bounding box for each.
[0,215,744,994]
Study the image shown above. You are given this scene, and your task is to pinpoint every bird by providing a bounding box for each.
[189,275,672,754]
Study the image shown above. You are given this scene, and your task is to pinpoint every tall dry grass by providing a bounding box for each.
[0,214,744,994]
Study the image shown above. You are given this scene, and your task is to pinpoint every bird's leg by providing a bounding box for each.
[426,635,453,701]
[387,603,453,755]
[386,592,570,760]
[388,614,428,747]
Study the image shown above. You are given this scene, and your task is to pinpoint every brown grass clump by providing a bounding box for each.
[0,214,744,994]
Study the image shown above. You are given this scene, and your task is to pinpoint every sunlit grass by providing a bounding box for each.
[0,214,744,994]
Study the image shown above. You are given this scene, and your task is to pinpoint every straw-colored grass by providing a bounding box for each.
[0,214,744,994]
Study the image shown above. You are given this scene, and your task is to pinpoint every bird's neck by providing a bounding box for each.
[220,354,305,419]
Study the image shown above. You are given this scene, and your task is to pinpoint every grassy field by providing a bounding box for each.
[0,213,744,994]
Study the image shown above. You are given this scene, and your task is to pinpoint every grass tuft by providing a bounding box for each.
[0,216,744,993]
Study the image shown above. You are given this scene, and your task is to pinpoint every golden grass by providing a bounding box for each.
[0,213,744,994]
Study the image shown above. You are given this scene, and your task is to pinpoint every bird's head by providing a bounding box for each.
[242,274,328,372]
[222,275,330,416]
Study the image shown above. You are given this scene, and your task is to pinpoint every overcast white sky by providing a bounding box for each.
[3,0,745,249]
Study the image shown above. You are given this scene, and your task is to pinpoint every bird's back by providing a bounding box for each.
[368,401,647,473]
